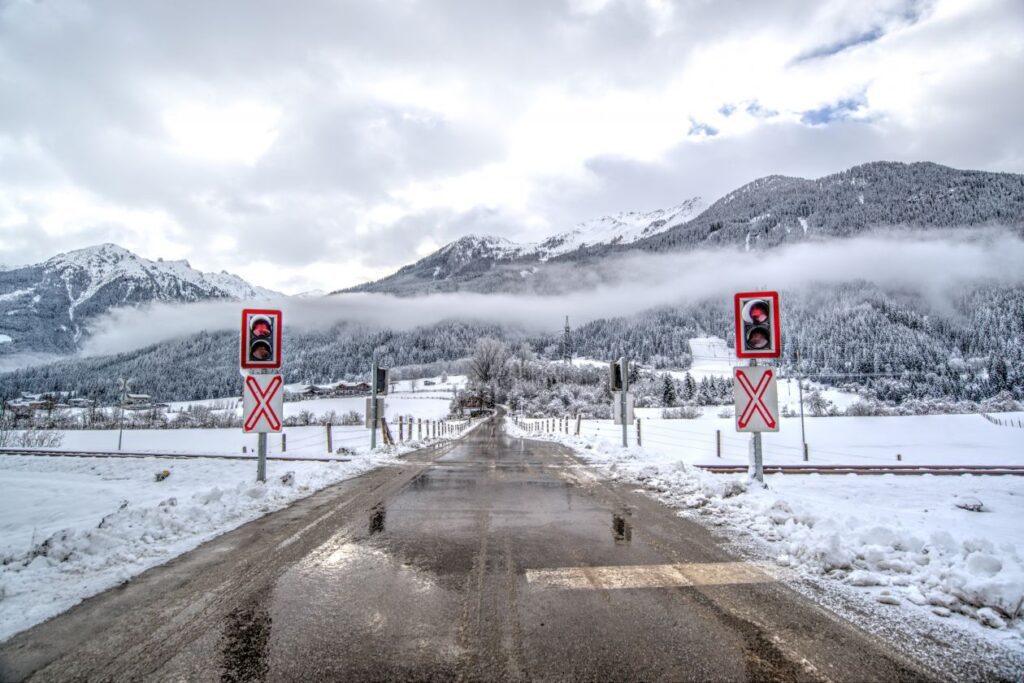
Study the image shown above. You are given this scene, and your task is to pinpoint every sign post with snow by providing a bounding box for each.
[610,357,633,446]
[241,309,283,483]
[733,292,781,484]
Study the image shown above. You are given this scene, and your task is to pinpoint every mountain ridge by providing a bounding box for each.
[347,161,1024,296]
[0,243,279,357]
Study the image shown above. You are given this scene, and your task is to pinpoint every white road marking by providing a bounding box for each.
[525,562,778,590]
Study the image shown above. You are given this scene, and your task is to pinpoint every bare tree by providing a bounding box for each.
[469,337,510,407]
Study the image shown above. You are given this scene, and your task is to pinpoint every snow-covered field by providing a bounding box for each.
[583,412,1024,467]
[10,384,464,457]
[0,453,397,641]
[510,414,1024,647]
[0,393,478,642]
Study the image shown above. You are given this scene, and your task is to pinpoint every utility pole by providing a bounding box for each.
[797,349,807,461]
[563,316,572,365]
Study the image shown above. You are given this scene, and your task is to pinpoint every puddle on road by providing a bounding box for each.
[370,504,386,535]
[612,511,632,544]
[219,598,272,683]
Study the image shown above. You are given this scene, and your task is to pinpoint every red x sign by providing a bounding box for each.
[733,367,779,432]
[242,374,284,433]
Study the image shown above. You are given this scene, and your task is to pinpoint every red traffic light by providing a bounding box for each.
[241,309,282,369]
[250,318,272,338]
[734,292,780,359]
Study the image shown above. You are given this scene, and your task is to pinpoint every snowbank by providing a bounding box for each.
[508,419,1024,645]
[0,452,399,641]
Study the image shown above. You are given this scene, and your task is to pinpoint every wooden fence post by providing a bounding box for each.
[282,433,287,453]
[575,414,582,436]
[636,417,642,447]
[716,430,721,458]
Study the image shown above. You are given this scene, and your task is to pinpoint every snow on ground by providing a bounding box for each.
[580,412,1024,468]
[0,453,395,641]
[509,415,1024,646]
[0,410,482,641]
[168,374,467,416]
[0,334,12,344]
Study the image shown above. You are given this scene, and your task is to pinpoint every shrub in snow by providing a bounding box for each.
[279,471,295,486]
[155,470,171,482]
[0,428,64,448]
[340,410,363,426]
[661,406,702,420]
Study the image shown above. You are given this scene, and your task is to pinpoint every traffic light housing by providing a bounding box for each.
[734,292,781,359]
[241,309,282,369]
[374,366,390,395]
[609,358,628,392]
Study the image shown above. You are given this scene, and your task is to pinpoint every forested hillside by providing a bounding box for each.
[2,282,1020,408]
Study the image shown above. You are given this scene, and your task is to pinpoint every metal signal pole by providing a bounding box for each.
[620,357,629,448]
[370,357,379,450]
[749,359,764,484]
[257,433,267,482]
[116,377,129,451]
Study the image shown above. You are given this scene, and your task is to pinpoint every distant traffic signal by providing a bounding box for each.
[734,292,781,359]
[609,358,628,391]
[241,309,282,369]
[375,366,390,395]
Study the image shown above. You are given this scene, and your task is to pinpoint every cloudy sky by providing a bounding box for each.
[1,0,1022,294]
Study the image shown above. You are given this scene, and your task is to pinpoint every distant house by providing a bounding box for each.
[459,395,484,410]
[122,393,154,410]
[296,382,371,400]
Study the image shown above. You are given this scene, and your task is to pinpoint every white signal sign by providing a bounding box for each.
[243,373,284,433]
[612,391,635,425]
[733,367,779,433]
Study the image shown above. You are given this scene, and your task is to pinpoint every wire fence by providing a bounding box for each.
[512,414,916,467]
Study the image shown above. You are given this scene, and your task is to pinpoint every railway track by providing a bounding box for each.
[0,446,353,463]
[694,463,1024,476]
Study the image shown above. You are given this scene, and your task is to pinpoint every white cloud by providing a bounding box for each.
[162,101,280,165]
[0,0,1021,292]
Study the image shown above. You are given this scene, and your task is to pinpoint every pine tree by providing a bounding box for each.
[661,374,677,407]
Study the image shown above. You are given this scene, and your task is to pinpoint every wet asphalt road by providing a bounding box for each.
[0,415,939,682]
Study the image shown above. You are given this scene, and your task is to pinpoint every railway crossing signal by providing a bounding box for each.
[243,374,284,433]
[240,308,283,483]
[734,292,781,359]
[241,309,282,369]
[733,367,779,432]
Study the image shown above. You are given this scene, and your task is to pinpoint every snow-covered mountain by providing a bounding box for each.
[348,162,1024,296]
[0,243,279,356]
[528,198,706,259]
[345,197,705,294]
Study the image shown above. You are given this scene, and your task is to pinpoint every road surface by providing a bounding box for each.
[0,415,939,681]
